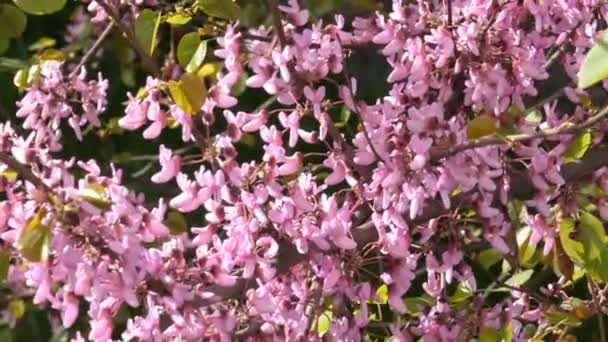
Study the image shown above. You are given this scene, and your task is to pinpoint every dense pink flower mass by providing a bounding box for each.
[4,0,608,341]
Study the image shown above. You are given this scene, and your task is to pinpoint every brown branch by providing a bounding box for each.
[69,21,115,79]
[93,0,160,77]
[268,0,287,48]
[430,103,608,162]
[0,152,53,194]
[195,143,608,305]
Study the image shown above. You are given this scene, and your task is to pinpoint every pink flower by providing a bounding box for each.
[151,145,181,183]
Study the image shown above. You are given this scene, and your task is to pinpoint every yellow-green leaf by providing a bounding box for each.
[164,210,188,235]
[316,310,332,336]
[466,115,496,140]
[368,284,387,304]
[168,72,207,115]
[505,269,534,287]
[448,282,474,303]
[8,299,25,319]
[198,0,241,21]
[166,13,192,26]
[13,0,66,15]
[0,169,18,182]
[135,9,162,56]
[563,131,592,163]
[0,5,27,38]
[578,30,608,89]
[0,251,10,282]
[18,207,52,262]
[28,37,56,51]
[479,327,502,342]
[177,32,207,73]
[79,183,111,210]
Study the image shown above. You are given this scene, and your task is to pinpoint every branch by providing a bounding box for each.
[69,21,114,78]
[268,0,287,48]
[93,0,161,77]
[0,152,53,194]
[197,144,608,304]
[430,103,608,162]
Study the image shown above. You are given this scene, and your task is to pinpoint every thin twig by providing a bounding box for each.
[69,21,115,78]
[94,0,161,77]
[431,102,608,162]
[0,152,53,194]
[268,0,287,47]
[588,275,607,342]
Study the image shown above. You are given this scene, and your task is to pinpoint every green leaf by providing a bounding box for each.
[578,30,608,89]
[177,33,207,73]
[166,13,192,26]
[559,213,608,283]
[0,37,8,56]
[8,299,25,319]
[448,282,474,303]
[579,211,607,262]
[479,327,502,342]
[368,284,388,304]
[167,72,207,115]
[477,248,502,269]
[0,5,27,38]
[466,115,496,140]
[316,310,332,336]
[504,269,534,287]
[17,207,52,262]
[545,309,582,327]
[0,57,26,72]
[517,226,538,266]
[503,321,513,342]
[79,183,111,210]
[198,0,241,21]
[164,210,188,235]
[404,296,436,314]
[0,251,10,282]
[13,0,66,15]
[28,37,56,51]
[135,9,161,56]
[563,131,592,163]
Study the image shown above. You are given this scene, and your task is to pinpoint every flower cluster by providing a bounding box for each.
[2,0,608,341]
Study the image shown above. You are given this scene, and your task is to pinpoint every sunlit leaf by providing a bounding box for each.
[563,131,592,163]
[466,115,496,140]
[13,0,66,15]
[166,13,192,26]
[167,72,207,115]
[18,207,52,262]
[79,183,111,210]
[135,9,161,56]
[177,32,207,72]
[545,309,582,327]
[8,299,25,319]
[198,0,241,21]
[477,248,502,269]
[448,282,474,303]
[316,310,332,336]
[578,30,608,89]
[479,327,502,342]
[559,213,608,283]
[505,269,534,287]
[0,5,27,38]
[368,284,387,304]
[164,210,188,235]
[28,37,56,51]
[37,48,65,61]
